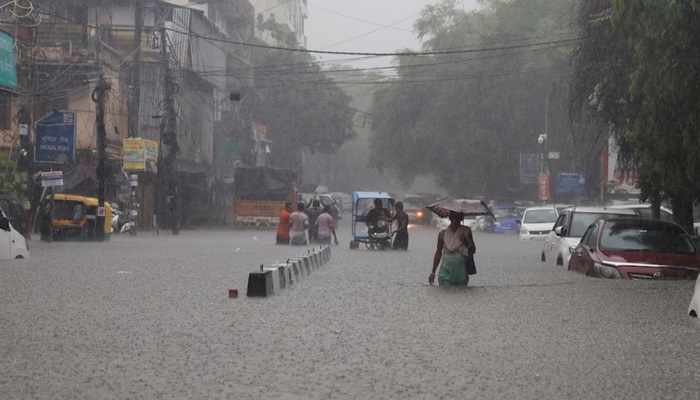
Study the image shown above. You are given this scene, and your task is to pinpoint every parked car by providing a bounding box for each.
[402,196,430,225]
[0,206,29,259]
[0,193,29,239]
[486,204,522,234]
[689,276,700,317]
[519,206,558,240]
[542,206,638,267]
[608,203,674,222]
[569,218,700,280]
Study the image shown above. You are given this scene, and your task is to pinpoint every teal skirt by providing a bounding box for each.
[438,250,469,286]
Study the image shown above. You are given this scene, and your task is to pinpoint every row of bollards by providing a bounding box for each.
[243,246,332,298]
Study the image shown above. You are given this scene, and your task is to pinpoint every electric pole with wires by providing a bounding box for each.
[92,75,111,242]
[159,23,180,235]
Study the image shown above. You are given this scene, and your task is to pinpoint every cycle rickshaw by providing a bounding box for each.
[349,191,395,250]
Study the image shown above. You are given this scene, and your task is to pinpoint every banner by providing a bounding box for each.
[123,138,146,171]
[519,154,540,184]
[538,173,550,201]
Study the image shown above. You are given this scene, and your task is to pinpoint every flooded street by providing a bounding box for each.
[1,224,698,399]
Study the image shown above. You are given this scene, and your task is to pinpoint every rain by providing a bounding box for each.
[1,0,700,398]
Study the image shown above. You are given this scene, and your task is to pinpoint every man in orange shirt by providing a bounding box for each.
[276,202,293,245]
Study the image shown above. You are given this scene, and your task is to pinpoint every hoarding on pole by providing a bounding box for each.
[604,136,640,195]
[0,30,17,90]
[555,172,586,195]
[538,173,550,201]
[519,153,540,184]
[123,138,158,171]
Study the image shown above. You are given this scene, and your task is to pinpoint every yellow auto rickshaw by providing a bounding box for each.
[47,194,112,241]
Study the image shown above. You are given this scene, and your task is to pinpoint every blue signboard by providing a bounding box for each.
[519,153,541,184]
[35,110,76,163]
[555,172,586,195]
[0,30,17,90]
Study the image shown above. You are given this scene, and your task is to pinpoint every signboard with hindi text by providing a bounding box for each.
[35,111,76,163]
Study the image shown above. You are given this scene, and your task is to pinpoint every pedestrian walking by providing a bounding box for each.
[429,211,476,286]
[290,202,309,246]
[305,199,323,243]
[276,202,293,245]
[315,205,339,246]
[391,201,409,250]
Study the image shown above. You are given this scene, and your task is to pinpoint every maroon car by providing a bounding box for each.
[568,218,700,280]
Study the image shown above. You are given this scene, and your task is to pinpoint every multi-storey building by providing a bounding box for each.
[254,0,307,48]
[0,0,255,231]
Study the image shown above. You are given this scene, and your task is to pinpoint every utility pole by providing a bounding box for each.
[128,3,143,139]
[159,22,180,235]
[93,76,111,242]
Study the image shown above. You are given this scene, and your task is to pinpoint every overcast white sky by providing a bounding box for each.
[305,0,481,70]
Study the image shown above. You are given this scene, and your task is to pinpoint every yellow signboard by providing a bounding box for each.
[123,138,146,171]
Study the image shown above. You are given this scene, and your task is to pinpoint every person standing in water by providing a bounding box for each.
[429,211,475,286]
[392,201,409,250]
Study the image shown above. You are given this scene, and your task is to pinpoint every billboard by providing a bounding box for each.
[603,136,639,195]
[555,172,586,195]
[123,138,158,170]
[34,110,76,163]
[519,153,540,184]
[0,30,17,90]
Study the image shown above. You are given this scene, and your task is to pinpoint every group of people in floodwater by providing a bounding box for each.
[275,197,476,287]
[275,200,339,246]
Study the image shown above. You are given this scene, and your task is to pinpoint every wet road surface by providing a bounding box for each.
[1,225,698,399]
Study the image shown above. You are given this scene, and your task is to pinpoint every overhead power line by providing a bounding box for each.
[166,28,582,57]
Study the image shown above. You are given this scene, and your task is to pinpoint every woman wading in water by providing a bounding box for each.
[429,211,476,286]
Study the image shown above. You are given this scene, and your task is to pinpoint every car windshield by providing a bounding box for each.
[600,222,696,254]
[569,213,634,237]
[493,207,520,219]
[523,209,557,224]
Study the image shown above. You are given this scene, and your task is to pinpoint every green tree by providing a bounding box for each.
[369,0,576,198]
[252,26,356,172]
[0,153,19,195]
[612,0,700,232]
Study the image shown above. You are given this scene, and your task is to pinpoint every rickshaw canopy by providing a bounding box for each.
[351,191,394,205]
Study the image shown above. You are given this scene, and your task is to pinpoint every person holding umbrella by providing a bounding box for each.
[426,199,489,286]
[429,211,476,286]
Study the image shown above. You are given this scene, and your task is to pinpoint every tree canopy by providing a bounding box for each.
[251,24,356,171]
[368,0,577,198]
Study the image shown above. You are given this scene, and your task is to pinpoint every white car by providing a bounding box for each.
[689,276,700,317]
[542,206,637,267]
[519,206,558,240]
[0,208,29,259]
[607,203,674,222]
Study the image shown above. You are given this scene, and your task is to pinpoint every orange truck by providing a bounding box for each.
[234,167,298,228]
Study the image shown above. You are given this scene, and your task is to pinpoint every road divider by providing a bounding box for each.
[245,246,332,298]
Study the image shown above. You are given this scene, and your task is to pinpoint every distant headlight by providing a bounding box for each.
[495,221,501,227]
[417,211,423,218]
[520,228,528,234]
[594,263,621,279]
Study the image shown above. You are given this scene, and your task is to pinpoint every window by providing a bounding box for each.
[583,225,599,249]
[553,213,566,231]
